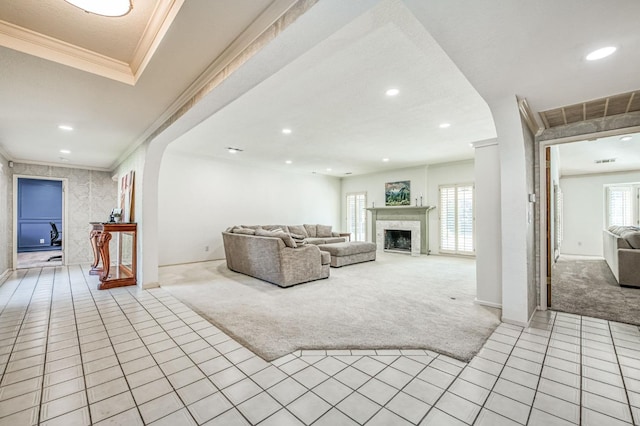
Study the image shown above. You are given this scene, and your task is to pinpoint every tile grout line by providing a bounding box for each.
[35,267,56,425]
[607,318,635,424]
[524,312,558,425]
[467,323,527,425]
[72,263,141,424]
[0,269,42,422]
[0,269,37,381]
[140,284,271,425]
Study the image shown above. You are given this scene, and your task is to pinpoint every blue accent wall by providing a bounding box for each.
[18,178,62,253]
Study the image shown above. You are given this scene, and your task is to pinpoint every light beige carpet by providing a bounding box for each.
[160,252,501,361]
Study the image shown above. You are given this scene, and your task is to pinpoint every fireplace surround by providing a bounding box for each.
[366,206,435,256]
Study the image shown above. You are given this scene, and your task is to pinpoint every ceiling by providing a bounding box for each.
[1,0,639,175]
[167,0,495,176]
[558,132,640,176]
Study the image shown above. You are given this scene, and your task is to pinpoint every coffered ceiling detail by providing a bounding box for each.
[0,0,184,85]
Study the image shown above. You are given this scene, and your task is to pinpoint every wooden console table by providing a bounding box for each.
[90,222,137,290]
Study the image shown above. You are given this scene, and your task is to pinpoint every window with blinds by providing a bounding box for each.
[607,186,634,227]
[439,184,474,254]
[346,192,367,241]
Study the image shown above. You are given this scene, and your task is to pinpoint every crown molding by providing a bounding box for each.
[111,0,300,170]
[0,19,134,85]
[6,158,111,172]
[0,0,184,86]
[129,0,185,83]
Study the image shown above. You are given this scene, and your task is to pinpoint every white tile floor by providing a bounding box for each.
[0,265,639,425]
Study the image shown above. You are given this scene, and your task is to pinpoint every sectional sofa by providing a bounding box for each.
[222,224,347,287]
[603,225,640,287]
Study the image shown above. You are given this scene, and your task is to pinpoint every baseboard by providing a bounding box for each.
[474,298,502,309]
[501,308,536,328]
[0,268,10,284]
[142,282,160,289]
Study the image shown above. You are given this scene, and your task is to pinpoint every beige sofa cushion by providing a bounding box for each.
[288,225,308,238]
[232,227,256,235]
[623,231,640,249]
[316,224,332,238]
[304,224,317,238]
[255,228,297,248]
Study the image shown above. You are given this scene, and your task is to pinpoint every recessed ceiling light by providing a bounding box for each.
[620,136,633,141]
[326,168,332,172]
[285,160,292,164]
[586,46,616,61]
[58,125,73,131]
[226,147,243,154]
[60,149,71,154]
[439,123,451,129]
[382,158,389,162]
[282,128,292,134]
[385,88,399,97]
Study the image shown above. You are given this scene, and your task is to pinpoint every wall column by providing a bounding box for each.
[473,139,502,308]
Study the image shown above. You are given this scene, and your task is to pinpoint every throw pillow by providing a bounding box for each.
[624,231,640,249]
[233,227,255,235]
[255,228,297,248]
[276,232,297,248]
[304,224,317,238]
[316,224,332,238]
[288,225,308,238]
[289,233,306,241]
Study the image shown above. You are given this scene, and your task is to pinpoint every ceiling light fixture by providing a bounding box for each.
[326,168,332,172]
[382,158,389,162]
[620,136,633,141]
[385,88,399,97]
[58,125,73,131]
[285,160,292,164]
[226,147,243,154]
[439,123,451,128]
[60,149,71,154]
[282,128,292,134]
[64,0,133,17]
[586,46,616,61]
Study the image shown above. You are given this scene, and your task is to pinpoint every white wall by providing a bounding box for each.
[560,171,640,256]
[427,160,475,255]
[341,165,428,240]
[474,142,501,307]
[158,151,341,265]
[340,161,475,255]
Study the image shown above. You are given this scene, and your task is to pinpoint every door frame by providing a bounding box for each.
[13,175,69,269]
[537,126,640,309]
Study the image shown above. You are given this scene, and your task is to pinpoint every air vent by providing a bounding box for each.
[595,158,616,164]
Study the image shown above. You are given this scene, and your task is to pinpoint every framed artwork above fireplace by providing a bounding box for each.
[385,180,410,206]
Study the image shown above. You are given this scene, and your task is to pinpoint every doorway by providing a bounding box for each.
[14,176,67,269]
[540,132,640,323]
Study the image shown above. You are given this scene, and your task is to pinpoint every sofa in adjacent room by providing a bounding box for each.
[603,225,640,287]
[221,224,346,287]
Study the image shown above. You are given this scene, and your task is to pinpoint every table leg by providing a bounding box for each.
[89,230,102,275]
[96,231,112,282]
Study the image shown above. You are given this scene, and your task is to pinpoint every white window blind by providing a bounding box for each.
[346,192,367,241]
[607,186,633,227]
[440,184,474,254]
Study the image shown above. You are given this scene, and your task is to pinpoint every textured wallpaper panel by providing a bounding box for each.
[8,164,117,265]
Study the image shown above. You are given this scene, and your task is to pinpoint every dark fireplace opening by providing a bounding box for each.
[384,229,411,252]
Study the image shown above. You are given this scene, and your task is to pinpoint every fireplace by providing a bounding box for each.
[366,206,434,256]
[384,229,412,252]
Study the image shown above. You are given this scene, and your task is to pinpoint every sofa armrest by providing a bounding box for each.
[279,244,323,286]
[331,231,340,237]
[618,249,640,287]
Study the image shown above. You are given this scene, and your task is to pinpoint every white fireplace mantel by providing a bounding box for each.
[366,205,435,255]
